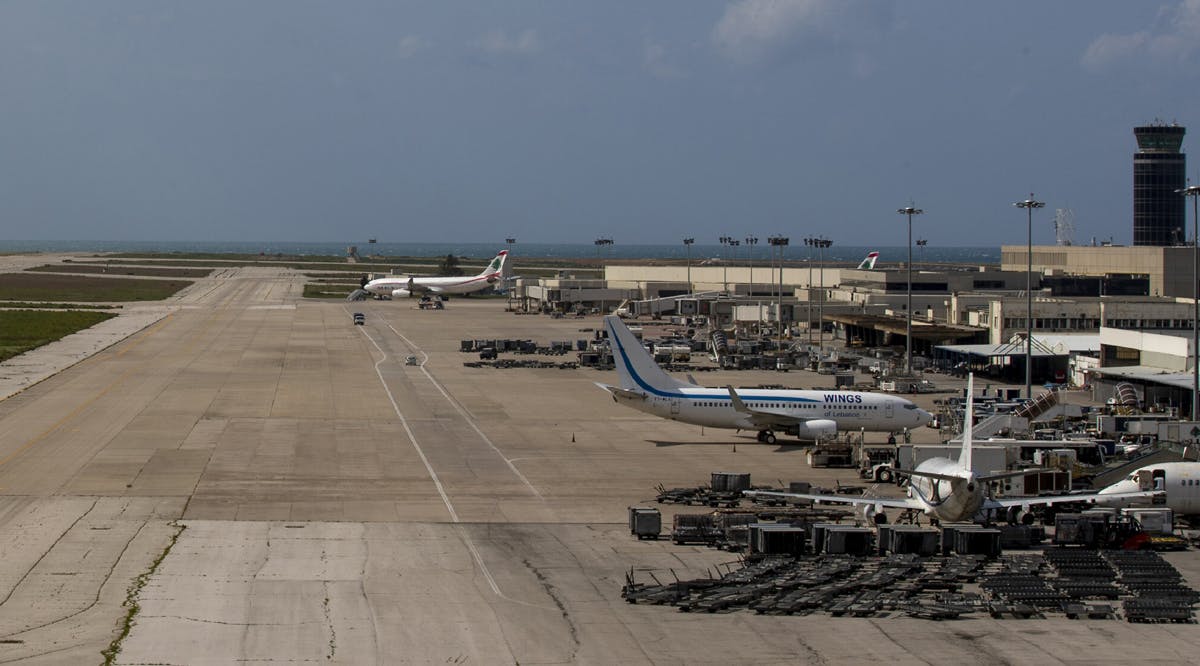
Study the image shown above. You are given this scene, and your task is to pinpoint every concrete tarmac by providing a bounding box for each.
[0,265,1196,664]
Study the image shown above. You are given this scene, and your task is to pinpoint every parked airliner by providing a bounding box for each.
[1099,461,1200,516]
[597,315,932,444]
[857,251,880,270]
[362,251,508,299]
[744,374,1161,524]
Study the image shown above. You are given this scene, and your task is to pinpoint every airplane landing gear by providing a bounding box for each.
[756,430,777,445]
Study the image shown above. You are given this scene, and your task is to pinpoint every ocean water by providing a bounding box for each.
[0,240,1000,264]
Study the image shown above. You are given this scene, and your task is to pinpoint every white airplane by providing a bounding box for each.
[1098,461,1200,516]
[743,374,1161,524]
[857,251,880,270]
[597,315,933,444]
[362,251,508,299]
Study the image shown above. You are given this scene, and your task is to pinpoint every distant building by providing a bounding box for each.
[1133,123,1186,246]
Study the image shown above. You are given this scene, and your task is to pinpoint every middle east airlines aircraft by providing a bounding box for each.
[744,374,1162,524]
[363,250,508,299]
[857,251,880,269]
[597,315,933,444]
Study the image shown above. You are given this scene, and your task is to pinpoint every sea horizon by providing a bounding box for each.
[0,240,1003,264]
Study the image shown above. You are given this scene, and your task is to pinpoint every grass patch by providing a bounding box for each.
[0,273,192,302]
[0,302,117,310]
[28,264,212,278]
[80,258,397,272]
[102,522,185,666]
[0,310,116,362]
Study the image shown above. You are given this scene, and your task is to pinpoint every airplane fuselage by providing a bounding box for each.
[363,272,501,297]
[613,386,929,434]
[1099,462,1200,515]
[905,458,985,523]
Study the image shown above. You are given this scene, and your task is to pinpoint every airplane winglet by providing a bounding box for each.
[727,386,750,413]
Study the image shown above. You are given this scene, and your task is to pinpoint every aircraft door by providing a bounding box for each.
[669,399,680,416]
[885,402,894,420]
[1152,468,1166,491]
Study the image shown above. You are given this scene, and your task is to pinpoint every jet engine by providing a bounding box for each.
[861,503,888,525]
[1006,506,1035,525]
[787,419,837,441]
[391,289,412,299]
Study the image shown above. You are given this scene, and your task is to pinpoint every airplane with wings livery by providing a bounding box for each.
[596,315,932,444]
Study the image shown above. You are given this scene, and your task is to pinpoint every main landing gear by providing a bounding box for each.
[756,430,777,445]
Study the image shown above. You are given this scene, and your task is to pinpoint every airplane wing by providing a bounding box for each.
[727,386,821,429]
[743,490,920,512]
[984,489,1163,511]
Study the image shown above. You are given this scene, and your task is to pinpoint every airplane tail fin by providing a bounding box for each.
[960,373,974,472]
[857,251,879,270]
[480,250,508,278]
[604,315,691,393]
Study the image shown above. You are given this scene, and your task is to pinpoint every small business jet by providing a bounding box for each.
[744,374,1161,524]
[1098,461,1200,517]
[362,251,508,299]
[597,315,933,444]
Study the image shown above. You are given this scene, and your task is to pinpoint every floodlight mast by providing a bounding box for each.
[1014,195,1046,400]
[897,206,923,376]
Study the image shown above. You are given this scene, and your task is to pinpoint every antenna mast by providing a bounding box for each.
[1052,208,1075,246]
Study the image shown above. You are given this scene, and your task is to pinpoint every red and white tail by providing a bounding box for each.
[857,251,879,270]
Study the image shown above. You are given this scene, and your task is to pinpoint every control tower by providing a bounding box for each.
[1133,123,1186,246]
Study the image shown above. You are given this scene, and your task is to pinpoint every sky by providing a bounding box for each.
[1,1,1199,247]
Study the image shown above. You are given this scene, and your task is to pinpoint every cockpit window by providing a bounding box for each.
[903,404,917,410]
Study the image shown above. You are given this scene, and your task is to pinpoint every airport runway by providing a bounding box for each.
[0,266,1197,664]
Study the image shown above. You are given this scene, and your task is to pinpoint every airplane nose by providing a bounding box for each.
[918,409,933,425]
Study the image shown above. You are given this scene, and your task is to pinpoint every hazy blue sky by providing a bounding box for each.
[1,1,1198,247]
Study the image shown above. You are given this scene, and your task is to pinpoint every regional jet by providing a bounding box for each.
[361,251,508,299]
[1098,461,1200,517]
[744,374,1162,524]
[597,315,933,444]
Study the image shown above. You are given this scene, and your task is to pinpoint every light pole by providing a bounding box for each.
[916,239,928,268]
[813,238,832,352]
[745,236,758,296]
[719,236,732,293]
[683,237,694,294]
[897,206,923,375]
[729,239,740,294]
[1178,184,1200,419]
[804,237,816,344]
[769,236,789,347]
[1014,195,1045,400]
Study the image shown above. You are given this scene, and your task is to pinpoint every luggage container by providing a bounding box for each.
[711,472,752,492]
[628,507,661,540]
[749,524,806,556]
[824,526,873,555]
[939,522,979,556]
[672,513,718,545]
[809,523,839,554]
[998,524,1045,549]
[954,528,1001,556]
[889,525,939,556]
